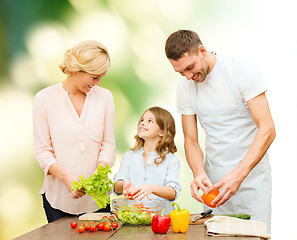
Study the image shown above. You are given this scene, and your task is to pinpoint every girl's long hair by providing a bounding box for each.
[132,107,177,165]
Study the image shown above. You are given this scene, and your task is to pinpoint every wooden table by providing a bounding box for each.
[14,216,262,240]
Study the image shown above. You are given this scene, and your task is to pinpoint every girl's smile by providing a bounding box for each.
[137,111,163,141]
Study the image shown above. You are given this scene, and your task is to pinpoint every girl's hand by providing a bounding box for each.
[63,173,85,199]
[123,180,135,199]
[132,184,156,201]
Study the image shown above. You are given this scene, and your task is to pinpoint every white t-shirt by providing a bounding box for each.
[177,54,267,114]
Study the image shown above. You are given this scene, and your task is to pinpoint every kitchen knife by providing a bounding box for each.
[191,209,213,222]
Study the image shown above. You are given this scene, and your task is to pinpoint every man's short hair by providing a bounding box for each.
[165,30,202,60]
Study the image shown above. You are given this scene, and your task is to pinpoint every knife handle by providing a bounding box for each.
[201,209,213,217]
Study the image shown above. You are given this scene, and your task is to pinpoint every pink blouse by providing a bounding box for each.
[33,82,116,214]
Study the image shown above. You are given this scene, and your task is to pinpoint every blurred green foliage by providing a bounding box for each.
[0,0,269,239]
[0,1,198,239]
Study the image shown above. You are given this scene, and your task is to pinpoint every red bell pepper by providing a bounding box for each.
[151,208,171,234]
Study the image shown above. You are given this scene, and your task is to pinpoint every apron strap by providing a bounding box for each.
[217,54,244,105]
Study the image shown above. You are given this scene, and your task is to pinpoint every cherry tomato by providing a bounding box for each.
[97,222,104,231]
[82,222,89,230]
[201,188,220,208]
[77,225,84,233]
[111,222,118,229]
[103,223,111,231]
[89,225,96,232]
[70,221,77,229]
[109,215,115,219]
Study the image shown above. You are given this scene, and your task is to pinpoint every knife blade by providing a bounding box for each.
[191,209,213,222]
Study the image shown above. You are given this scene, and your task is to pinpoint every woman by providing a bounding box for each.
[33,40,116,222]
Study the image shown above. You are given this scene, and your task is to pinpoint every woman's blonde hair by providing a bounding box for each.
[132,107,177,165]
[59,40,111,75]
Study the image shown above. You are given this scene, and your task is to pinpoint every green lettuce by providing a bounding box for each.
[71,165,113,209]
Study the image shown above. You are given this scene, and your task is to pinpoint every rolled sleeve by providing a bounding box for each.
[98,92,116,167]
[165,155,181,201]
[113,152,130,183]
[33,92,57,175]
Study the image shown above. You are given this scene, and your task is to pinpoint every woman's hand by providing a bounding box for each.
[48,163,85,199]
[63,173,85,199]
[191,172,213,203]
[123,180,136,199]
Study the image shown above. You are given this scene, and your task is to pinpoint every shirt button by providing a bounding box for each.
[81,144,85,152]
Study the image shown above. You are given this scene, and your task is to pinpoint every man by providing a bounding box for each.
[165,30,275,230]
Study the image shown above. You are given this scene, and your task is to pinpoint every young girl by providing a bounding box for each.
[114,107,181,214]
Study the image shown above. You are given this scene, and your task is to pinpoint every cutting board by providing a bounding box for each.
[189,214,213,225]
[79,212,114,221]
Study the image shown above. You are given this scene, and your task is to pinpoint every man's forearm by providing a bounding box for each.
[235,121,275,180]
[184,140,205,178]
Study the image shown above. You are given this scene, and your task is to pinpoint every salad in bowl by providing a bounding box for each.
[112,198,162,225]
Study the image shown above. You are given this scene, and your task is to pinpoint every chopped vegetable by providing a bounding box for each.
[71,165,113,209]
[116,203,155,225]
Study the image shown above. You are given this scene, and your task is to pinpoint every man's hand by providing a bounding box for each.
[191,172,213,203]
[207,169,244,207]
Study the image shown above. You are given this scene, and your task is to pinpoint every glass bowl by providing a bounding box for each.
[112,198,162,225]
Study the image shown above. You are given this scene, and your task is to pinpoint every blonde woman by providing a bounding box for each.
[114,107,181,215]
[33,40,116,222]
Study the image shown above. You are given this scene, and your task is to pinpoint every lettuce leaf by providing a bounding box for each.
[71,165,113,209]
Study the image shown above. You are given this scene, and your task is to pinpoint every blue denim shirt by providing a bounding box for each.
[114,148,181,215]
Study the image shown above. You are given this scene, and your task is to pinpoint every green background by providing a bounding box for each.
[0,0,296,239]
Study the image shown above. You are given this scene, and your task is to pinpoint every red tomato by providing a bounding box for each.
[103,223,111,231]
[109,215,115,219]
[97,222,104,231]
[77,226,84,233]
[202,188,220,208]
[89,225,96,232]
[111,222,118,229]
[70,221,77,229]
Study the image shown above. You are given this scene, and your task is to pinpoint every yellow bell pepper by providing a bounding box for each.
[170,202,190,233]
